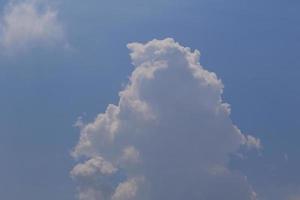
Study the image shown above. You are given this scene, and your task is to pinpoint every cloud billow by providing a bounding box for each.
[71,38,261,200]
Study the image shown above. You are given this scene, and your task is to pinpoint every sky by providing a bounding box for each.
[0,0,299,200]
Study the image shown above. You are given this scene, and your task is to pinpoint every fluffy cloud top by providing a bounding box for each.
[72,38,261,200]
[0,0,65,52]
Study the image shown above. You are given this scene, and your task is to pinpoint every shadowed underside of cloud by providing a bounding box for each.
[0,0,65,53]
[71,38,261,200]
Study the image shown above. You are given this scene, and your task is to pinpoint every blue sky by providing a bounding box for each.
[0,0,299,199]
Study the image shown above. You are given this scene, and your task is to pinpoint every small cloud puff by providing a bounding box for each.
[0,0,66,53]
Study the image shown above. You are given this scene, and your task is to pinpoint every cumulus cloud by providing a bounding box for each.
[71,157,119,200]
[112,178,139,200]
[72,38,261,200]
[0,0,65,52]
[71,157,117,178]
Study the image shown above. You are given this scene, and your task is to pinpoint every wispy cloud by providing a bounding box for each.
[0,0,66,53]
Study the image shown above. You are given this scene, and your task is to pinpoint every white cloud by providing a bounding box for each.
[245,135,261,150]
[72,38,261,200]
[121,146,140,164]
[0,0,65,52]
[71,157,117,178]
[71,157,119,200]
[112,178,139,200]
